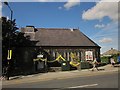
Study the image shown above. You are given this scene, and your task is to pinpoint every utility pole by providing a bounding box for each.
[4,2,13,80]
[4,2,13,62]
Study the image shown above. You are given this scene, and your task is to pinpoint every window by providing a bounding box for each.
[26,27,34,32]
[85,51,93,61]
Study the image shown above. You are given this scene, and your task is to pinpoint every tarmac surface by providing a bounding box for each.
[1,64,119,86]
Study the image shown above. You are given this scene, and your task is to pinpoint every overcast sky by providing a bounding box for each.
[1,0,119,54]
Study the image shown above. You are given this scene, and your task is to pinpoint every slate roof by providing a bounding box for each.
[34,28,100,47]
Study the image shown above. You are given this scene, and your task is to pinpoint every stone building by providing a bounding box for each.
[20,26,101,69]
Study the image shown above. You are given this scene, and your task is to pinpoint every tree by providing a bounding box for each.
[2,17,34,68]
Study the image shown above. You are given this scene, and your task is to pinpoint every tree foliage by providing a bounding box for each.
[2,17,34,48]
[1,17,34,67]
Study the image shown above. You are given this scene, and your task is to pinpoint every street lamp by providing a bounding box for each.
[4,2,13,61]
[4,2,13,21]
[3,2,14,80]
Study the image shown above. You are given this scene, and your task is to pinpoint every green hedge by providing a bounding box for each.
[101,54,118,64]
[81,61,93,69]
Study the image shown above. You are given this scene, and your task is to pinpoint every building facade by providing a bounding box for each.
[21,26,101,67]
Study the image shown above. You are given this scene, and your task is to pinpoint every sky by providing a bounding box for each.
[1,0,119,54]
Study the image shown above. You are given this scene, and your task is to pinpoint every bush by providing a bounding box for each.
[101,56,109,64]
[101,54,118,64]
[81,61,93,69]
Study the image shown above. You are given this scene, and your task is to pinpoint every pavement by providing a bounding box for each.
[2,64,119,86]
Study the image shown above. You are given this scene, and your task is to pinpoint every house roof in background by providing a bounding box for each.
[34,28,100,47]
[102,48,120,56]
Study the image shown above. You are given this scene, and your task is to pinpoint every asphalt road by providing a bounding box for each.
[3,72,118,89]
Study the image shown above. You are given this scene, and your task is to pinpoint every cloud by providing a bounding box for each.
[64,0,80,10]
[90,22,118,54]
[58,6,62,10]
[94,24,105,29]
[99,38,112,43]
[82,0,119,54]
[36,0,80,10]
[6,16,9,20]
[100,0,120,2]
[37,0,48,1]
[82,0,118,21]
[36,0,66,2]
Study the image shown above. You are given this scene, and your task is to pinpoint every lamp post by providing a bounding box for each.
[3,2,13,80]
[4,2,13,21]
[4,2,13,62]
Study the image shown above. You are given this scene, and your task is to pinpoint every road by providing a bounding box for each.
[2,72,118,89]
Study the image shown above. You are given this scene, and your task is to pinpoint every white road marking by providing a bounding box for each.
[67,83,98,88]
[53,84,98,90]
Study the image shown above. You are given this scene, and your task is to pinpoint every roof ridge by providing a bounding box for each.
[36,28,79,31]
